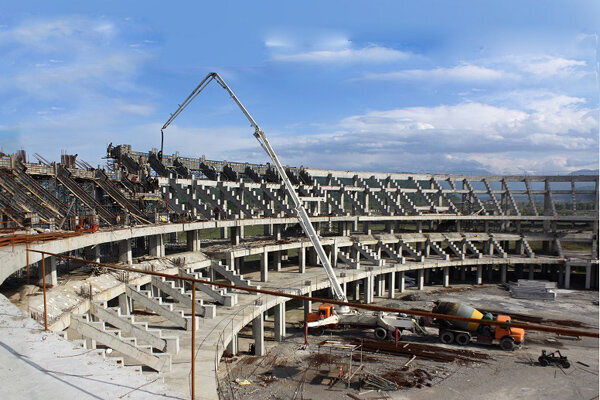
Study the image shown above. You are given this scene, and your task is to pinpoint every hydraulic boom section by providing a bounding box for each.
[160,72,348,306]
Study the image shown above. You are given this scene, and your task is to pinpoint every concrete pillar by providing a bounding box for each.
[231,226,241,246]
[226,333,238,355]
[528,265,534,280]
[186,230,201,252]
[376,275,384,297]
[226,253,235,271]
[388,272,396,298]
[353,281,360,300]
[476,266,483,285]
[417,269,424,290]
[149,234,165,257]
[399,271,405,293]
[261,251,268,282]
[118,293,130,315]
[93,245,101,263]
[585,262,591,289]
[118,240,132,264]
[424,268,430,284]
[460,266,466,281]
[252,313,265,356]
[487,265,493,282]
[564,261,571,289]
[274,251,282,271]
[221,227,229,239]
[362,276,373,303]
[304,292,312,320]
[39,256,58,287]
[299,246,306,273]
[500,266,507,283]
[363,222,372,235]
[274,303,286,341]
[274,224,282,240]
[443,267,450,287]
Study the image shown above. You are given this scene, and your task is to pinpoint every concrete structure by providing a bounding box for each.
[0,145,597,400]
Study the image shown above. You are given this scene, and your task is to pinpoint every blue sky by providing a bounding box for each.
[0,1,598,174]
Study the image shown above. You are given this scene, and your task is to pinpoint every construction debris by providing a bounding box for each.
[344,338,490,364]
[508,280,557,300]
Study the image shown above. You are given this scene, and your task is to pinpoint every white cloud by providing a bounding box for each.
[272,45,410,64]
[363,64,513,82]
[520,56,586,78]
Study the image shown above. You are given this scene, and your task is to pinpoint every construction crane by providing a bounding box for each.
[160,72,349,312]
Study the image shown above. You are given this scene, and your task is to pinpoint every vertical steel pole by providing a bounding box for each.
[41,253,48,331]
[25,245,30,285]
[191,281,196,400]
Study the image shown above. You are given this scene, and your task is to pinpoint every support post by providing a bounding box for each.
[417,269,424,290]
[274,303,286,341]
[564,261,571,289]
[261,251,268,282]
[252,312,265,356]
[443,266,450,287]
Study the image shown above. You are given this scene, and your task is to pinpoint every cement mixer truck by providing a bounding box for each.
[432,302,525,351]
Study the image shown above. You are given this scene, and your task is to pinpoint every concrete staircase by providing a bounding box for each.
[262,185,294,216]
[177,268,238,307]
[69,314,171,372]
[427,240,450,260]
[482,179,503,215]
[125,285,197,330]
[378,242,405,264]
[462,239,482,259]
[218,184,256,218]
[337,251,360,269]
[409,177,437,211]
[90,302,179,354]
[353,243,384,266]
[462,179,489,215]
[444,237,465,260]
[150,276,218,317]
[489,236,508,258]
[397,240,425,262]
[522,237,536,258]
[396,187,421,215]
[430,178,461,214]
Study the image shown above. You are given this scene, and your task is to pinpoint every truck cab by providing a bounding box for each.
[494,315,525,350]
[306,303,334,324]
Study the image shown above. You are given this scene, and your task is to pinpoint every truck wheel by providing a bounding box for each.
[312,327,324,336]
[455,332,470,346]
[374,327,388,340]
[499,337,515,351]
[561,361,570,369]
[440,331,454,344]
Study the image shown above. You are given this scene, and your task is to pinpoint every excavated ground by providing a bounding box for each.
[217,284,599,400]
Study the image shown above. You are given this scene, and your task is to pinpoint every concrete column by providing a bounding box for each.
[460,266,466,281]
[148,234,165,257]
[186,230,201,252]
[585,262,591,289]
[261,251,268,282]
[299,246,306,273]
[221,227,229,239]
[500,266,507,283]
[118,293,130,315]
[332,243,339,268]
[528,265,534,280]
[304,287,312,320]
[399,271,405,293]
[476,266,483,285]
[424,268,430,284]
[362,276,373,303]
[417,269,424,290]
[274,303,286,341]
[564,261,571,289]
[353,281,360,300]
[376,275,384,297]
[274,251,282,271]
[443,267,450,287]
[226,333,238,355]
[363,222,372,235]
[274,224,282,240]
[252,312,265,356]
[388,272,396,298]
[231,226,241,246]
[39,256,58,287]
[487,265,493,282]
[118,240,132,264]
[93,245,101,263]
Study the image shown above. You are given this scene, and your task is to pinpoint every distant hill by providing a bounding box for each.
[570,169,599,176]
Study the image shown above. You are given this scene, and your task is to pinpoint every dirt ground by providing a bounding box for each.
[217,284,599,400]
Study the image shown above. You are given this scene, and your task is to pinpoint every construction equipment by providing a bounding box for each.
[75,214,99,233]
[432,302,525,351]
[305,303,424,338]
[538,350,570,368]
[160,72,348,311]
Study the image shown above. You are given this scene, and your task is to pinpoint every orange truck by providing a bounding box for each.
[432,302,525,351]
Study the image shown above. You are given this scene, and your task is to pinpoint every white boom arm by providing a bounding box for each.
[161,72,348,304]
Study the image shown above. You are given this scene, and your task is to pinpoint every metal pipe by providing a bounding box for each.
[41,254,48,330]
[27,250,599,338]
[191,281,196,400]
